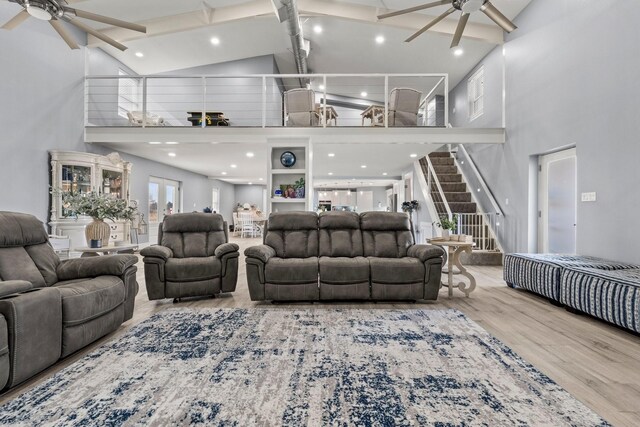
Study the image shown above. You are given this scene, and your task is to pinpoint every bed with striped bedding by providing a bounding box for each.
[561,267,640,333]
[503,254,637,302]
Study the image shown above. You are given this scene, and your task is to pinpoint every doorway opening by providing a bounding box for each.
[148,177,181,244]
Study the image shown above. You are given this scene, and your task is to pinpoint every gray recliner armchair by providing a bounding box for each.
[140,213,239,301]
[0,211,138,391]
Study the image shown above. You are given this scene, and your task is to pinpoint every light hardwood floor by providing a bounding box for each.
[2,236,639,426]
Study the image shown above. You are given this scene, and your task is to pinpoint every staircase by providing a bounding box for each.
[420,152,503,265]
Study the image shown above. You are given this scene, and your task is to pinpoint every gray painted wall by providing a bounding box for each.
[448,0,640,264]
[0,9,86,223]
[234,185,266,211]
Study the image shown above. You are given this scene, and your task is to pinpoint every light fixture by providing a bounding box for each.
[210,37,220,46]
[168,152,176,157]
[135,52,144,58]
[313,25,322,34]
[375,35,385,44]
[148,141,162,145]
[26,4,52,21]
[319,84,325,91]
[360,91,368,97]
[477,188,481,192]
[165,141,179,145]
[221,172,227,175]
[248,182,253,185]
[453,47,464,57]
[382,172,388,176]
[230,164,237,168]
[360,190,363,195]
[328,153,335,157]
[328,172,333,176]
[246,152,254,158]
[259,178,264,181]
[361,165,367,168]
[410,153,418,158]
[334,191,338,196]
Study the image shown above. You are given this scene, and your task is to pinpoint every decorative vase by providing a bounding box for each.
[295,187,305,199]
[85,218,110,247]
[442,229,450,240]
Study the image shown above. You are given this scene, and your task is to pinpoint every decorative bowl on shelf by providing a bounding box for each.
[280,151,296,168]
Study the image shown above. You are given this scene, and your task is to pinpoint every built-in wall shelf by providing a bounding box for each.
[272,169,306,175]
[268,140,311,214]
[271,198,306,203]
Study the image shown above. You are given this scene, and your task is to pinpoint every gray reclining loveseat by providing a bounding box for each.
[245,211,444,301]
[140,213,239,301]
[0,211,138,391]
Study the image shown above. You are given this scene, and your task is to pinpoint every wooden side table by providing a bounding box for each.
[427,239,477,297]
[316,105,338,126]
[361,104,385,126]
[74,244,138,258]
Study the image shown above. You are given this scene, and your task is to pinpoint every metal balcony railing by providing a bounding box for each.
[84,73,449,128]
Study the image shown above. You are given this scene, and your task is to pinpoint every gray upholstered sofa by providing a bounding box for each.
[140,213,239,301]
[0,211,138,391]
[245,211,445,302]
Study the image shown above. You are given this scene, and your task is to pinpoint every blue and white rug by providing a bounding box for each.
[0,309,609,426]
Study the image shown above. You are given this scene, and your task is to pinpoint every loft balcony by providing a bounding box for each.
[84,73,505,145]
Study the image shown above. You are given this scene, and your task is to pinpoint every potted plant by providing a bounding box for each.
[401,200,419,233]
[436,214,458,240]
[294,177,305,199]
[60,191,137,247]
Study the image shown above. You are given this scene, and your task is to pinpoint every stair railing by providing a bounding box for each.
[453,144,504,252]
[425,156,453,220]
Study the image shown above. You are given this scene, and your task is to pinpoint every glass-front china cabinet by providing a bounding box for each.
[49,151,132,256]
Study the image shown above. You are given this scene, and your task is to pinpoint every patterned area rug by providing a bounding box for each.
[0,309,609,426]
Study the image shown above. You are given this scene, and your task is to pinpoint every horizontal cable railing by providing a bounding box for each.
[84,73,448,128]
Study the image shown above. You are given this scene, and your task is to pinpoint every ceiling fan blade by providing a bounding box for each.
[63,17,128,51]
[480,1,517,32]
[1,9,29,30]
[64,8,146,33]
[405,7,455,42]
[49,19,80,49]
[450,12,469,48]
[378,0,450,20]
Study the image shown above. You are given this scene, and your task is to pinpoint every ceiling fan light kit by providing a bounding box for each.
[1,0,146,51]
[378,0,517,48]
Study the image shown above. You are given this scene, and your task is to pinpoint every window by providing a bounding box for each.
[212,188,220,214]
[468,66,484,121]
[118,69,140,118]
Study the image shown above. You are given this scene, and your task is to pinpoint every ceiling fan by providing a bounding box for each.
[1,0,146,51]
[377,0,517,47]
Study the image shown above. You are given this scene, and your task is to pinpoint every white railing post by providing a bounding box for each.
[142,77,147,128]
[444,74,449,126]
[384,75,389,128]
[84,78,89,126]
[322,75,327,128]
[201,77,207,129]
[262,76,267,128]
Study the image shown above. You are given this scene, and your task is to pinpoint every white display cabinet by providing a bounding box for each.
[49,151,132,257]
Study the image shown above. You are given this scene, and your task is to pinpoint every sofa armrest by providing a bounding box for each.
[408,244,445,263]
[244,245,276,263]
[215,242,239,258]
[0,281,33,298]
[140,245,173,261]
[57,255,138,281]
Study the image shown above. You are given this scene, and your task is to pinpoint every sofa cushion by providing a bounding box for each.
[0,212,49,248]
[165,256,221,282]
[265,257,318,284]
[369,257,425,284]
[318,212,363,257]
[360,212,414,258]
[0,247,46,288]
[319,257,369,284]
[160,213,227,258]
[265,212,319,258]
[55,276,125,326]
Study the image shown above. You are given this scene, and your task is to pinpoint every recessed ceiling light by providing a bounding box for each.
[328,172,333,176]
[168,152,176,157]
[165,141,179,145]
[210,37,220,46]
[230,164,237,168]
[410,153,418,158]
[313,25,322,34]
[382,172,388,176]
[259,178,264,181]
[248,182,253,185]
[328,153,335,157]
[453,47,464,57]
[221,172,227,175]
[319,84,325,91]
[246,152,254,158]
[148,141,162,145]
[135,52,144,58]
[361,91,368,97]
[361,165,367,168]
[375,35,385,44]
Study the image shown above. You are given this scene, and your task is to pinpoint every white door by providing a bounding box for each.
[148,177,181,244]
[538,148,577,253]
[358,190,374,212]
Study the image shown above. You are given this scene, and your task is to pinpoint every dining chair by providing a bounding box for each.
[238,211,255,238]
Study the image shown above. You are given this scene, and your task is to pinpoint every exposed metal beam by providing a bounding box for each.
[86,0,503,48]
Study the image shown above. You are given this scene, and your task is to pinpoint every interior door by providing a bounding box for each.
[538,148,577,253]
[148,177,181,244]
